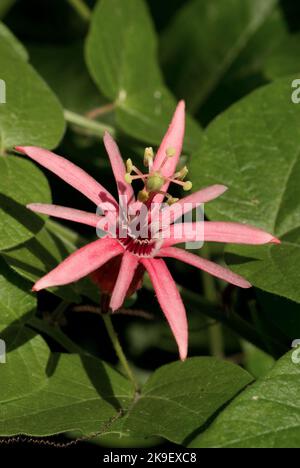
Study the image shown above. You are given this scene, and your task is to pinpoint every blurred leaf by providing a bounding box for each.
[127,293,238,357]
[85,0,202,152]
[161,0,283,113]
[242,341,275,379]
[0,257,35,334]
[226,8,286,81]
[0,21,28,60]
[0,38,65,150]
[190,77,300,303]
[0,156,51,250]
[124,357,253,444]
[0,0,15,19]
[265,33,300,79]
[0,329,132,436]
[256,290,300,340]
[190,351,300,448]
[28,42,106,115]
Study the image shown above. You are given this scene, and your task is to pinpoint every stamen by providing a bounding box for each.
[138,189,150,202]
[125,173,148,184]
[158,147,176,172]
[183,181,192,191]
[125,173,133,184]
[126,158,133,173]
[158,156,168,171]
[165,177,192,190]
[155,191,178,206]
[175,166,188,180]
[144,147,154,168]
[132,165,144,177]
[166,147,176,157]
[126,159,144,178]
[166,195,179,205]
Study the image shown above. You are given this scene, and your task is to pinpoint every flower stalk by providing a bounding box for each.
[102,313,140,394]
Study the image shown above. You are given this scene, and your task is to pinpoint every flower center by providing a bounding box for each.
[118,233,158,257]
[124,146,192,205]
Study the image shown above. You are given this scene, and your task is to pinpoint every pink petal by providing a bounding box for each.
[15,146,117,207]
[162,221,279,247]
[109,251,139,311]
[103,132,135,204]
[158,185,228,230]
[161,222,204,247]
[152,101,185,204]
[201,222,280,245]
[141,258,188,360]
[159,247,252,289]
[27,203,101,228]
[32,237,123,291]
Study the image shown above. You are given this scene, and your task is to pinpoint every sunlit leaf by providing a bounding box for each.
[190,77,300,303]
[190,351,300,448]
[85,0,202,151]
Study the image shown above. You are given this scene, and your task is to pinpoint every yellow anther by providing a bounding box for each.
[125,173,133,184]
[126,158,133,173]
[144,147,154,167]
[167,196,179,206]
[183,181,192,191]
[176,166,189,180]
[166,147,176,157]
[146,172,165,192]
[138,189,150,202]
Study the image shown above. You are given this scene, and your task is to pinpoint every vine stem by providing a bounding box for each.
[100,295,139,393]
[86,103,116,119]
[73,304,154,320]
[67,0,91,22]
[64,109,116,137]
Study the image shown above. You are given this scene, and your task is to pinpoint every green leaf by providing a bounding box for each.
[0,38,65,150]
[1,224,79,302]
[85,0,202,152]
[0,156,51,250]
[190,351,300,448]
[0,333,251,440]
[161,0,282,113]
[190,77,300,303]
[0,21,28,60]
[1,220,98,303]
[45,219,100,303]
[265,33,300,79]
[242,341,275,379]
[256,290,300,340]
[28,316,84,355]
[28,42,105,114]
[0,329,132,436]
[123,357,253,444]
[0,257,35,334]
